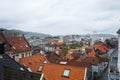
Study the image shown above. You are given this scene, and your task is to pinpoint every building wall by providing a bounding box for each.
[118,34,120,72]
[12,51,32,62]
[108,49,119,80]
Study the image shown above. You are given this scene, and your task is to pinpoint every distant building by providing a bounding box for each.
[45,40,65,52]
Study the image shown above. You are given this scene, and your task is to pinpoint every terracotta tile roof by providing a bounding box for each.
[86,44,109,53]
[19,53,50,71]
[19,53,87,80]
[81,51,103,65]
[37,63,86,80]
[67,60,91,68]
[86,51,98,57]
[8,36,31,53]
[0,34,32,53]
[46,51,65,63]
[20,61,87,80]
[66,54,91,68]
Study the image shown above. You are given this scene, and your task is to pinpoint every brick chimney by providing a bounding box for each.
[117,29,120,72]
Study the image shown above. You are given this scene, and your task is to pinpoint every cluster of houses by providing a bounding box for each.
[0,29,120,80]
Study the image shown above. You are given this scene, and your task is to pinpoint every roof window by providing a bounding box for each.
[27,67,32,72]
[38,65,44,72]
[62,69,70,77]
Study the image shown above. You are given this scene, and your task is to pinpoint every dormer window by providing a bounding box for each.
[38,65,44,72]
[62,69,70,77]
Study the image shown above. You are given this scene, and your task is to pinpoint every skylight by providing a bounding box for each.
[38,65,44,71]
[63,69,70,77]
[27,67,32,72]
[20,67,24,71]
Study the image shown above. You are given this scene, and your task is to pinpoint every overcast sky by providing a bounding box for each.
[0,0,120,35]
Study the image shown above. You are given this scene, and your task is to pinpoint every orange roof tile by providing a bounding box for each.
[81,51,103,65]
[19,53,50,71]
[37,63,86,80]
[86,44,109,53]
[19,53,87,80]
[86,51,98,57]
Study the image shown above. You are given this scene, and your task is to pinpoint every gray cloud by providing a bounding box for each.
[0,0,120,35]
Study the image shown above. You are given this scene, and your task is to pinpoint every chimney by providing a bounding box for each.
[93,47,96,52]
[117,29,120,72]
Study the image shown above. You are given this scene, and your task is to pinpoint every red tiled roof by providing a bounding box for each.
[0,35,31,53]
[86,44,109,53]
[86,51,98,57]
[82,51,103,65]
[19,53,50,72]
[8,36,31,53]
[19,53,87,80]
[37,63,86,80]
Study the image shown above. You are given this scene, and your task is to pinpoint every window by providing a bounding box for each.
[38,65,44,71]
[22,54,24,58]
[112,57,118,63]
[63,69,70,77]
